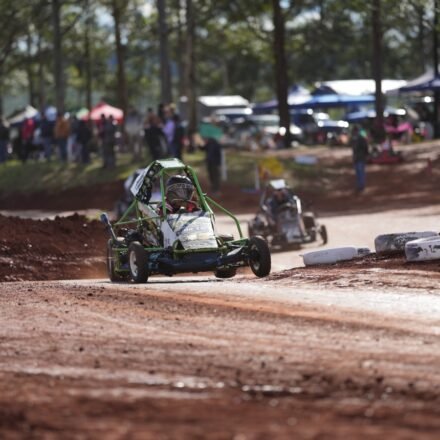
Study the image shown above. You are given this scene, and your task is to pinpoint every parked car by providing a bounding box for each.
[291,110,349,146]
[229,114,303,149]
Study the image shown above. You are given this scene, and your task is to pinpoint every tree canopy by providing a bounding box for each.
[0,0,437,115]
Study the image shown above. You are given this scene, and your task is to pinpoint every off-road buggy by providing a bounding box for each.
[101,158,271,283]
[248,179,327,249]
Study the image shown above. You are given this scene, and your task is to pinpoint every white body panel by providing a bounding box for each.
[302,246,370,266]
[405,236,440,262]
[375,231,437,254]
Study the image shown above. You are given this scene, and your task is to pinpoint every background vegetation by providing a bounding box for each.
[0,0,436,116]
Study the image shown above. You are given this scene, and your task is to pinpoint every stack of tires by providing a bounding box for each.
[301,231,440,267]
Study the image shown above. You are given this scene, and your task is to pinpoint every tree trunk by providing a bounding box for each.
[272,0,290,147]
[85,3,92,111]
[372,0,383,128]
[185,0,197,139]
[157,0,172,104]
[175,0,185,98]
[111,0,128,126]
[37,33,46,111]
[52,0,64,113]
[26,31,35,107]
[0,67,3,116]
[416,4,426,72]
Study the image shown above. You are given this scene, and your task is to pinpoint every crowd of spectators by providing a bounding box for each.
[0,103,186,169]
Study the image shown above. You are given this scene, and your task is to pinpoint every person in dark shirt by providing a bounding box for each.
[0,118,10,163]
[351,126,369,193]
[204,137,222,194]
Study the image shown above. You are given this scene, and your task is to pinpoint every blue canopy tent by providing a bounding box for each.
[398,70,440,92]
[345,107,406,122]
[253,89,374,112]
[293,93,374,109]
[252,85,311,113]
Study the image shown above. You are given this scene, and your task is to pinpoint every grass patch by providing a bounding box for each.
[0,148,325,195]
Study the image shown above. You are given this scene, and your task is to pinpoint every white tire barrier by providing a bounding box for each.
[405,236,440,262]
[302,246,371,266]
[374,231,438,254]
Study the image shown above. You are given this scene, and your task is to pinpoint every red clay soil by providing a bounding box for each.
[2,143,440,215]
[0,214,107,282]
[266,252,440,291]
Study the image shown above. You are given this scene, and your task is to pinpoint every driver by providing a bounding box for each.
[264,188,290,225]
[159,175,199,215]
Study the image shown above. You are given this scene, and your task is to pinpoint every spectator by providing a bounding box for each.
[163,105,176,157]
[102,114,117,168]
[77,119,92,164]
[20,117,36,163]
[40,114,54,161]
[0,118,9,163]
[172,114,185,160]
[157,103,166,123]
[203,137,222,195]
[351,126,369,193]
[54,112,70,162]
[144,113,167,160]
[68,115,79,161]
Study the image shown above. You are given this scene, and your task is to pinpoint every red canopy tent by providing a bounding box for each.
[85,102,124,123]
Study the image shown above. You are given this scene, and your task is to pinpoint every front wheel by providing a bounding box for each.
[248,236,271,277]
[128,241,149,283]
[107,239,128,282]
[214,267,237,279]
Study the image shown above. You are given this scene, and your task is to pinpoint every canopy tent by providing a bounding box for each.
[254,92,374,112]
[345,107,406,122]
[398,69,440,92]
[252,85,311,113]
[87,102,124,122]
[7,105,39,126]
[293,93,374,109]
[314,79,407,96]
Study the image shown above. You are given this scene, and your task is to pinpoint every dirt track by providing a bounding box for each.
[1,142,440,438]
[1,276,439,439]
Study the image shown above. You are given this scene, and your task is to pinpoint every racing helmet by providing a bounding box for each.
[166,175,195,206]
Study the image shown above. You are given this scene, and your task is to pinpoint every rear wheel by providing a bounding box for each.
[248,236,271,277]
[128,241,149,283]
[214,267,237,279]
[107,239,128,282]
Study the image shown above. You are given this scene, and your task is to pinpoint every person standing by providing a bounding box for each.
[172,114,185,160]
[163,105,176,157]
[54,112,70,162]
[76,119,92,164]
[204,136,222,195]
[351,126,369,193]
[20,117,35,163]
[102,115,117,168]
[0,118,9,163]
[40,113,54,161]
[144,113,167,160]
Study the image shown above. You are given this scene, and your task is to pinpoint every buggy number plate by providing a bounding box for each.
[167,212,218,250]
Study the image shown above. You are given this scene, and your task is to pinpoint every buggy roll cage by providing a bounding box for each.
[113,158,244,239]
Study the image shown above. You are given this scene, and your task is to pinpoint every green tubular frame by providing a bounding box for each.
[109,162,246,267]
